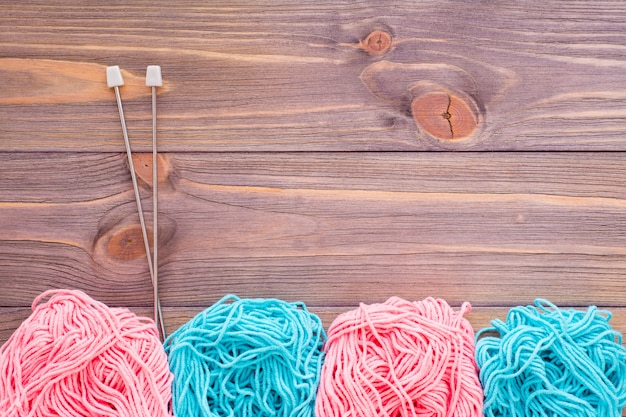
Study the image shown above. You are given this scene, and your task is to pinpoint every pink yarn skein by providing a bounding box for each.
[0,289,173,417]
[316,296,483,417]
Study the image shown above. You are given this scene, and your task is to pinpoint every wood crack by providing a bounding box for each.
[442,95,454,139]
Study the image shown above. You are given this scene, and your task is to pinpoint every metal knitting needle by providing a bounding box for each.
[106,65,164,340]
[146,65,167,340]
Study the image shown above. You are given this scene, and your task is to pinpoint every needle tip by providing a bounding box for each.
[106,65,125,88]
[146,65,163,87]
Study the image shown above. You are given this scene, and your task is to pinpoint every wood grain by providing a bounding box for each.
[1,152,625,310]
[2,3,625,414]
[2,1,626,150]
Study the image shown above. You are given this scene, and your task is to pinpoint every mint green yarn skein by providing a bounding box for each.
[475,299,626,417]
[165,295,326,417]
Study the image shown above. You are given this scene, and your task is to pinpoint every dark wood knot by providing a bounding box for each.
[107,225,151,261]
[132,153,170,187]
[361,30,392,55]
[411,92,478,140]
[93,211,176,271]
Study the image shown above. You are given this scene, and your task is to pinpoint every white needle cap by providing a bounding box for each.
[146,65,163,87]
[106,65,125,88]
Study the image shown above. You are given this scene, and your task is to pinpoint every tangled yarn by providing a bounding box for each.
[0,289,173,417]
[475,299,626,417]
[165,294,326,417]
[316,296,483,417]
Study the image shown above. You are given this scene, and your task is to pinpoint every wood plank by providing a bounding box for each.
[2,1,626,151]
[1,152,625,308]
[3,306,626,346]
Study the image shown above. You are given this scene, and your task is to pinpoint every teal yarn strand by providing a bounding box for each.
[475,299,626,417]
[165,295,326,417]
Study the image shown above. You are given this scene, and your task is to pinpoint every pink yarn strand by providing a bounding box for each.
[0,289,173,417]
[316,296,483,417]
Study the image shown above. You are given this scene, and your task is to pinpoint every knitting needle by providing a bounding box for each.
[146,65,167,340]
[106,65,164,340]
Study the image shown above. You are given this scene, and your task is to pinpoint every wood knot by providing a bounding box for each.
[411,92,478,140]
[107,225,151,261]
[132,153,170,187]
[361,30,392,55]
[93,211,176,272]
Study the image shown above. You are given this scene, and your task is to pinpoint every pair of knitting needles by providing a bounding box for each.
[106,65,166,341]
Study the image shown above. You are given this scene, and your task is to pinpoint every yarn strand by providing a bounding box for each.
[165,294,326,417]
[316,296,483,417]
[476,299,626,417]
[0,289,173,417]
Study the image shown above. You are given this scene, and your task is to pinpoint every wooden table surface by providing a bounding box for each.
[1,0,626,352]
